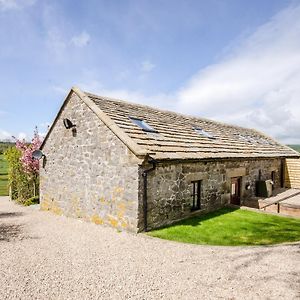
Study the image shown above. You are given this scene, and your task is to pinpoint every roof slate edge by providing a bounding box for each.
[151,154,300,163]
[250,128,300,156]
[41,87,149,157]
[40,89,73,150]
[72,87,149,157]
[86,92,259,132]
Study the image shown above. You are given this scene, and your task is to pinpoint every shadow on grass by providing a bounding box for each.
[149,207,300,245]
[175,207,239,227]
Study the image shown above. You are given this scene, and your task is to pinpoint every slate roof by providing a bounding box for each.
[41,87,300,160]
[83,90,299,160]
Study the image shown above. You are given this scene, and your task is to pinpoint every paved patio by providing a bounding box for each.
[0,196,299,299]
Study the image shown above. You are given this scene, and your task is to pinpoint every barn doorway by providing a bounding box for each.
[231,177,241,205]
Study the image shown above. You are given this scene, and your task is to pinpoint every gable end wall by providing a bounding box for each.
[40,92,140,232]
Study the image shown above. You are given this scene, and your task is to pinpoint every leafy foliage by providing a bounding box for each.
[0,154,8,196]
[23,195,39,206]
[4,129,42,204]
[0,142,14,154]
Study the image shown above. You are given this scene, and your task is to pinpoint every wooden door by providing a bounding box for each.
[231,177,241,205]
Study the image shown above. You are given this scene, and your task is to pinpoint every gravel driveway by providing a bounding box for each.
[0,196,299,299]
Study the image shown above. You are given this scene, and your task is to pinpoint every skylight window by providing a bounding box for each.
[238,134,253,143]
[193,127,215,139]
[129,117,157,133]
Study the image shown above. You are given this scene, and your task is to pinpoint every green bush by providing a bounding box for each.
[0,142,14,154]
[23,195,39,206]
[4,147,38,204]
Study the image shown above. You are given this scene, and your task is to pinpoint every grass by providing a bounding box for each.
[148,207,300,246]
[0,154,9,196]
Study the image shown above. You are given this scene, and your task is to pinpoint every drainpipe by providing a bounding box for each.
[142,159,156,232]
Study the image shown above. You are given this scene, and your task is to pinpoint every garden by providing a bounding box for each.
[0,154,8,196]
[1,129,42,205]
[149,207,300,246]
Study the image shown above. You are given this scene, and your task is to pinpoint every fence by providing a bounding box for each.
[285,158,300,189]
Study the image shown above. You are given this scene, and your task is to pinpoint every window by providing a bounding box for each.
[191,180,202,211]
[236,134,254,143]
[271,171,275,182]
[271,171,276,190]
[194,127,215,139]
[129,117,157,133]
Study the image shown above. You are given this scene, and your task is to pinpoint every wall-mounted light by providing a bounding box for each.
[245,182,251,190]
[63,118,77,137]
[63,118,76,129]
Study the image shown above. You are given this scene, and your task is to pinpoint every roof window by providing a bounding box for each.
[193,127,215,139]
[129,117,157,133]
[237,134,253,143]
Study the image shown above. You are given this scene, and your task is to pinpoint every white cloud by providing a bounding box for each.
[78,80,174,110]
[0,129,32,142]
[141,60,155,72]
[0,129,12,141]
[71,31,90,47]
[17,132,27,140]
[0,0,35,11]
[176,4,300,144]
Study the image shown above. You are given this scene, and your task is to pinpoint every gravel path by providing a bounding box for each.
[0,196,299,299]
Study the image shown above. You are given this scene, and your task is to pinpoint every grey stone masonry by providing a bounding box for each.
[40,92,140,232]
[40,87,293,232]
[140,158,282,230]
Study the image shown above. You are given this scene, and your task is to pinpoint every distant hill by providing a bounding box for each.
[288,145,300,153]
[0,142,14,154]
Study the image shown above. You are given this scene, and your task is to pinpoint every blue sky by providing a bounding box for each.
[0,0,300,143]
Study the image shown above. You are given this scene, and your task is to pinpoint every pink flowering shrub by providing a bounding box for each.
[5,128,43,203]
[15,129,42,175]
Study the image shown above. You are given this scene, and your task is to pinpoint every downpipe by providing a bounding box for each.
[142,160,156,232]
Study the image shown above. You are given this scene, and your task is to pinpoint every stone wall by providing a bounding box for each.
[40,90,286,232]
[40,92,140,232]
[141,158,282,230]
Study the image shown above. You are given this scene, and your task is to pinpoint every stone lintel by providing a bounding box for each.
[226,167,246,178]
[186,172,208,182]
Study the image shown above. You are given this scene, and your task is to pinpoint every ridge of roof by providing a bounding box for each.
[40,87,149,157]
[72,87,149,157]
[85,91,255,132]
[85,90,299,160]
[40,88,74,150]
[41,87,299,160]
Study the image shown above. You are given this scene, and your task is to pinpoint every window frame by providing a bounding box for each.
[193,127,216,139]
[129,117,158,133]
[191,180,202,211]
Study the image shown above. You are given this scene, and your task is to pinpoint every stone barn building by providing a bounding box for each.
[40,87,299,232]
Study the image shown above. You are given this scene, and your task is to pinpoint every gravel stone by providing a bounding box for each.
[0,196,299,299]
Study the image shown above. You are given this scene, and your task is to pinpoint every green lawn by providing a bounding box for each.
[0,154,9,196]
[148,207,300,246]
